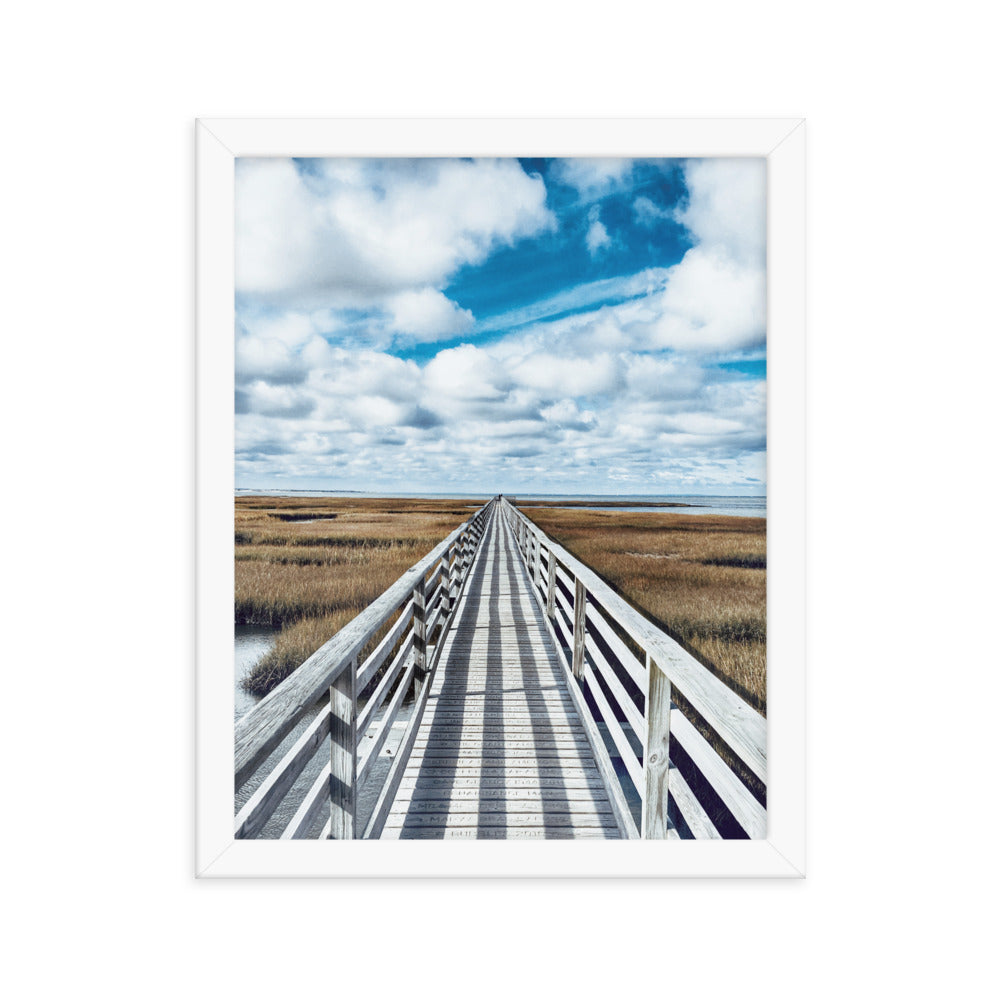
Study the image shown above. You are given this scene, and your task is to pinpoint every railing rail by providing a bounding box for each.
[499,497,766,840]
[234,499,494,839]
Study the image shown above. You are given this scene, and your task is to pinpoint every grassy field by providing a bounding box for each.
[235,497,479,695]
[520,505,767,713]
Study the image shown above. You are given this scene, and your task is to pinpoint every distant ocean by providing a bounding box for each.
[234,489,766,519]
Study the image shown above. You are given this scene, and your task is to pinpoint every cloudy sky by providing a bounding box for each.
[235,157,765,495]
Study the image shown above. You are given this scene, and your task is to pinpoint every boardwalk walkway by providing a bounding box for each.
[383,505,620,839]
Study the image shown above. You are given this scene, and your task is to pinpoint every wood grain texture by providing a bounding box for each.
[572,576,587,680]
[329,657,357,839]
[641,653,671,838]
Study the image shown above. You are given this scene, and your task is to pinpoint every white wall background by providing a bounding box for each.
[4,3,995,997]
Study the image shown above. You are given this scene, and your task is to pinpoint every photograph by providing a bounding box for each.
[231,154,769,841]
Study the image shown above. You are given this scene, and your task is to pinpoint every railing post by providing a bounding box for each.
[641,653,672,839]
[329,656,358,839]
[533,536,542,589]
[441,544,453,616]
[447,541,459,610]
[546,551,557,618]
[413,575,428,683]
[572,576,587,679]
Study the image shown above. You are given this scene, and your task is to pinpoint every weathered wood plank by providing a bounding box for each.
[398,765,602,779]
[329,657,357,839]
[356,599,413,691]
[382,826,616,840]
[668,766,721,839]
[414,722,584,734]
[572,576,587,679]
[585,631,646,740]
[641,654,671,838]
[407,748,597,761]
[389,799,615,816]
[234,704,331,840]
[363,665,432,839]
[582,660,643,796]
[585,599,647,692]
[412,736,593,748]
[382,812,619,829]
[356,635,413,738]
[280,763,330,840]
[397,775,609,790]
[669,707,766,838]
[393,785,610,801]
[357,660,416,788]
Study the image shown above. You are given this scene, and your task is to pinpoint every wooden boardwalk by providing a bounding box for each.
[234,496,766,842]
[383,505,621,839]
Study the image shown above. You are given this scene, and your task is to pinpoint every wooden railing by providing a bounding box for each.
[234,500,494,839]
[500,497,766,840]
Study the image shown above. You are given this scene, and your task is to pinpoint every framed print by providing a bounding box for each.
[197,118,805,877]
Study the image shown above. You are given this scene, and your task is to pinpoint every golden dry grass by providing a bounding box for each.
[522,506,767,712]
[235,497,477,694]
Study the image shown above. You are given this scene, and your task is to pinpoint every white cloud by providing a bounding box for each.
[633,195,671,227]
[386,288,474,341]
[586,220,610,255]
[490,246,763,356]
[424,345,511,404]
[552,158,633,198]
[236,381,315,419]
[235,158,555,308]
[585,206,611,256]
[645,247,765,352]
[235,327,307,385]
[541,399,598,430]
[676,158,766,265]
[509,351,625,397]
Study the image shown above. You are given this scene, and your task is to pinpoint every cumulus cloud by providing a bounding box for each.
[552,158,633,198]
[235,326,308,385]
[541,399,598,431]
[386,288,474,341]
[676,158,766,265]
[509,351,624,398]
[424,345,512,407]
[585,206,611,256]
[235,157,554,308]
[645,247,765,352]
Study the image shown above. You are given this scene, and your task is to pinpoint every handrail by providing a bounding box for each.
[499,497,766,840]
[234,499,494,838]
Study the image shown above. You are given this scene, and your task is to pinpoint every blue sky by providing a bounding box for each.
[234,157,766,495]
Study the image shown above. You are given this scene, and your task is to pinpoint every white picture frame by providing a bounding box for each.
[197,117,805,878]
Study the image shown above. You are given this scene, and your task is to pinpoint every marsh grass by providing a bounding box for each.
[523,507,767,712]
[236,497,475,696]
